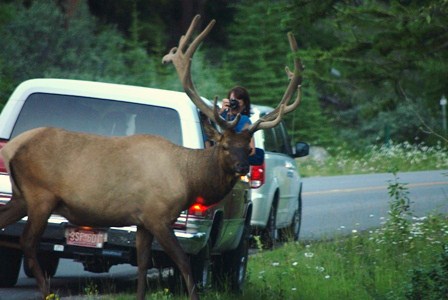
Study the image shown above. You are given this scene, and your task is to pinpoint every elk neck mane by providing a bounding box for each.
[181,145,239,206]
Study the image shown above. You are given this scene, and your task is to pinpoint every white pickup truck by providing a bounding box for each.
[0,78,252,291]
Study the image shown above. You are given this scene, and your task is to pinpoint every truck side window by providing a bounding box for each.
[275,123,293,155]
[263,127,278,152]
[281,124,294,156]
[273,125,286,154]
[263,122,292,155]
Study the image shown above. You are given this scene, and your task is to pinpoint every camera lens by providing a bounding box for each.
[229,98,239,109]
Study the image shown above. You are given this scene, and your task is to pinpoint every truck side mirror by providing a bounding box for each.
[294,142,309,158]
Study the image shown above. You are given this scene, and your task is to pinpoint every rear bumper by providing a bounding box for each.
[0,206,211,264]
[249,187,271,228]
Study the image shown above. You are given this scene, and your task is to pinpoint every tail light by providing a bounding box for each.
[188,203,209,217]
[0,139,8,174]
[173,197,210,229]
[250,162,265,188]
[187,196,210,217]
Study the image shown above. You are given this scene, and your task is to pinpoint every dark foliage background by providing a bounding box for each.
[0,0,446,150]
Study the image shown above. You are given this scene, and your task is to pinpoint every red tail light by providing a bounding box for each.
[188,202,209,217]
[174,197,210,229]
[0,139,8,174]
[250,162,265,189]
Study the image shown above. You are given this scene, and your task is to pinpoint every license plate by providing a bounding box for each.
[65,227,107,248]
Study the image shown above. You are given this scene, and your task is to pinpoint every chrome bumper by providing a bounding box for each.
[0,200,211,257]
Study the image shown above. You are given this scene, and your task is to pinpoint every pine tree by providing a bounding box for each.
[226,0,289,106]
[225,0,335,146]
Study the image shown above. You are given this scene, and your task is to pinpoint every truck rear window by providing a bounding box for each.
[11,93,183,145]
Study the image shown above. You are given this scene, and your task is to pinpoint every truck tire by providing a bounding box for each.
[23,253,59,278]
[190,240,212,291]
[261,204,278,250]
[214,224,250,292]
[280,193,302,242]
[0,246,22,287]
[168,240,212,295]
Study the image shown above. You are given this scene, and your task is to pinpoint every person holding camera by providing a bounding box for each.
[220,86,255,155]
[220,86,251,131]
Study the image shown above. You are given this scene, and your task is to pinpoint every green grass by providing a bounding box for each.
[298,142,448,177]
[244,213,448,300]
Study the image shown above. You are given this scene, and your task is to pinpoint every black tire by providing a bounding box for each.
[280,193,302,242]
[0,246,22,287]
[214,224,250,292]
[24,253,59,278]
[190,240,212,291]
[261,204,277,250]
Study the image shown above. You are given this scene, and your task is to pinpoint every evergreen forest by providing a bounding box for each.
[1,0,447,150]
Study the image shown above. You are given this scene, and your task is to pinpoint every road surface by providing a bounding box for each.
[300,170,448,239]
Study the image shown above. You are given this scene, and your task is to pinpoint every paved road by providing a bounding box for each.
[1,170,447,299]
[1,262,142,300]
[300,170,448,240]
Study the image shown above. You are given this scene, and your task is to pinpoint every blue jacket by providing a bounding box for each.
[220,111,251,132]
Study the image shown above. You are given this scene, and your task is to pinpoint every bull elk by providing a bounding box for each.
[0,15,303,300]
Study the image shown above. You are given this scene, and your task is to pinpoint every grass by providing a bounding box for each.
[244,213,448,300]
[298,141,448,177]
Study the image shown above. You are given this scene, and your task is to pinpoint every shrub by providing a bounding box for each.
[298,141,448,177]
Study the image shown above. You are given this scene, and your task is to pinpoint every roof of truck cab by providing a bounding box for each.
[9,78,196,108]
[0,79,204,147]
[250,104,274,120]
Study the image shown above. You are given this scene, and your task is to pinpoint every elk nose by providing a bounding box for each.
[235,162,249,175]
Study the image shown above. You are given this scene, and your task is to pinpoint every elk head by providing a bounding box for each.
[163,15,303,176]
[202,121,253,175]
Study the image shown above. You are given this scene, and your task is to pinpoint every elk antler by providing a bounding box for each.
[248,32,303,134]
[162,15,240,130]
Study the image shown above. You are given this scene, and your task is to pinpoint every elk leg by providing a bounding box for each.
[153,224,198,300]
[136,226,154,300]
[0,192,27,229]
[20,192,57,298]
[21,219,51,297]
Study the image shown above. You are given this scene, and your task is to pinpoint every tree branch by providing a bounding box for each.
[397,81,448,143]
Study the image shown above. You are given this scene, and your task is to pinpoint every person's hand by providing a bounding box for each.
[220,98,230,113]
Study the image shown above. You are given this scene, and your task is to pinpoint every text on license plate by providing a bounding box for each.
[65,227,107,248]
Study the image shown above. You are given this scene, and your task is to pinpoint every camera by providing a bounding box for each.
[229,98,239,110]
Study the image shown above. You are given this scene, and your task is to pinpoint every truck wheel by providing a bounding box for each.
[280,193,302,241]
[261,205,278,249]
[0,246,22,287]
[214,224,250,292]
[24,253,59,278]
[190,240,212,291]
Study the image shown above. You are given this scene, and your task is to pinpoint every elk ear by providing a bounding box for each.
[203,119,222,143]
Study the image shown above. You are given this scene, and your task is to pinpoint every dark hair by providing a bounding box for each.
[227,86,251,116]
